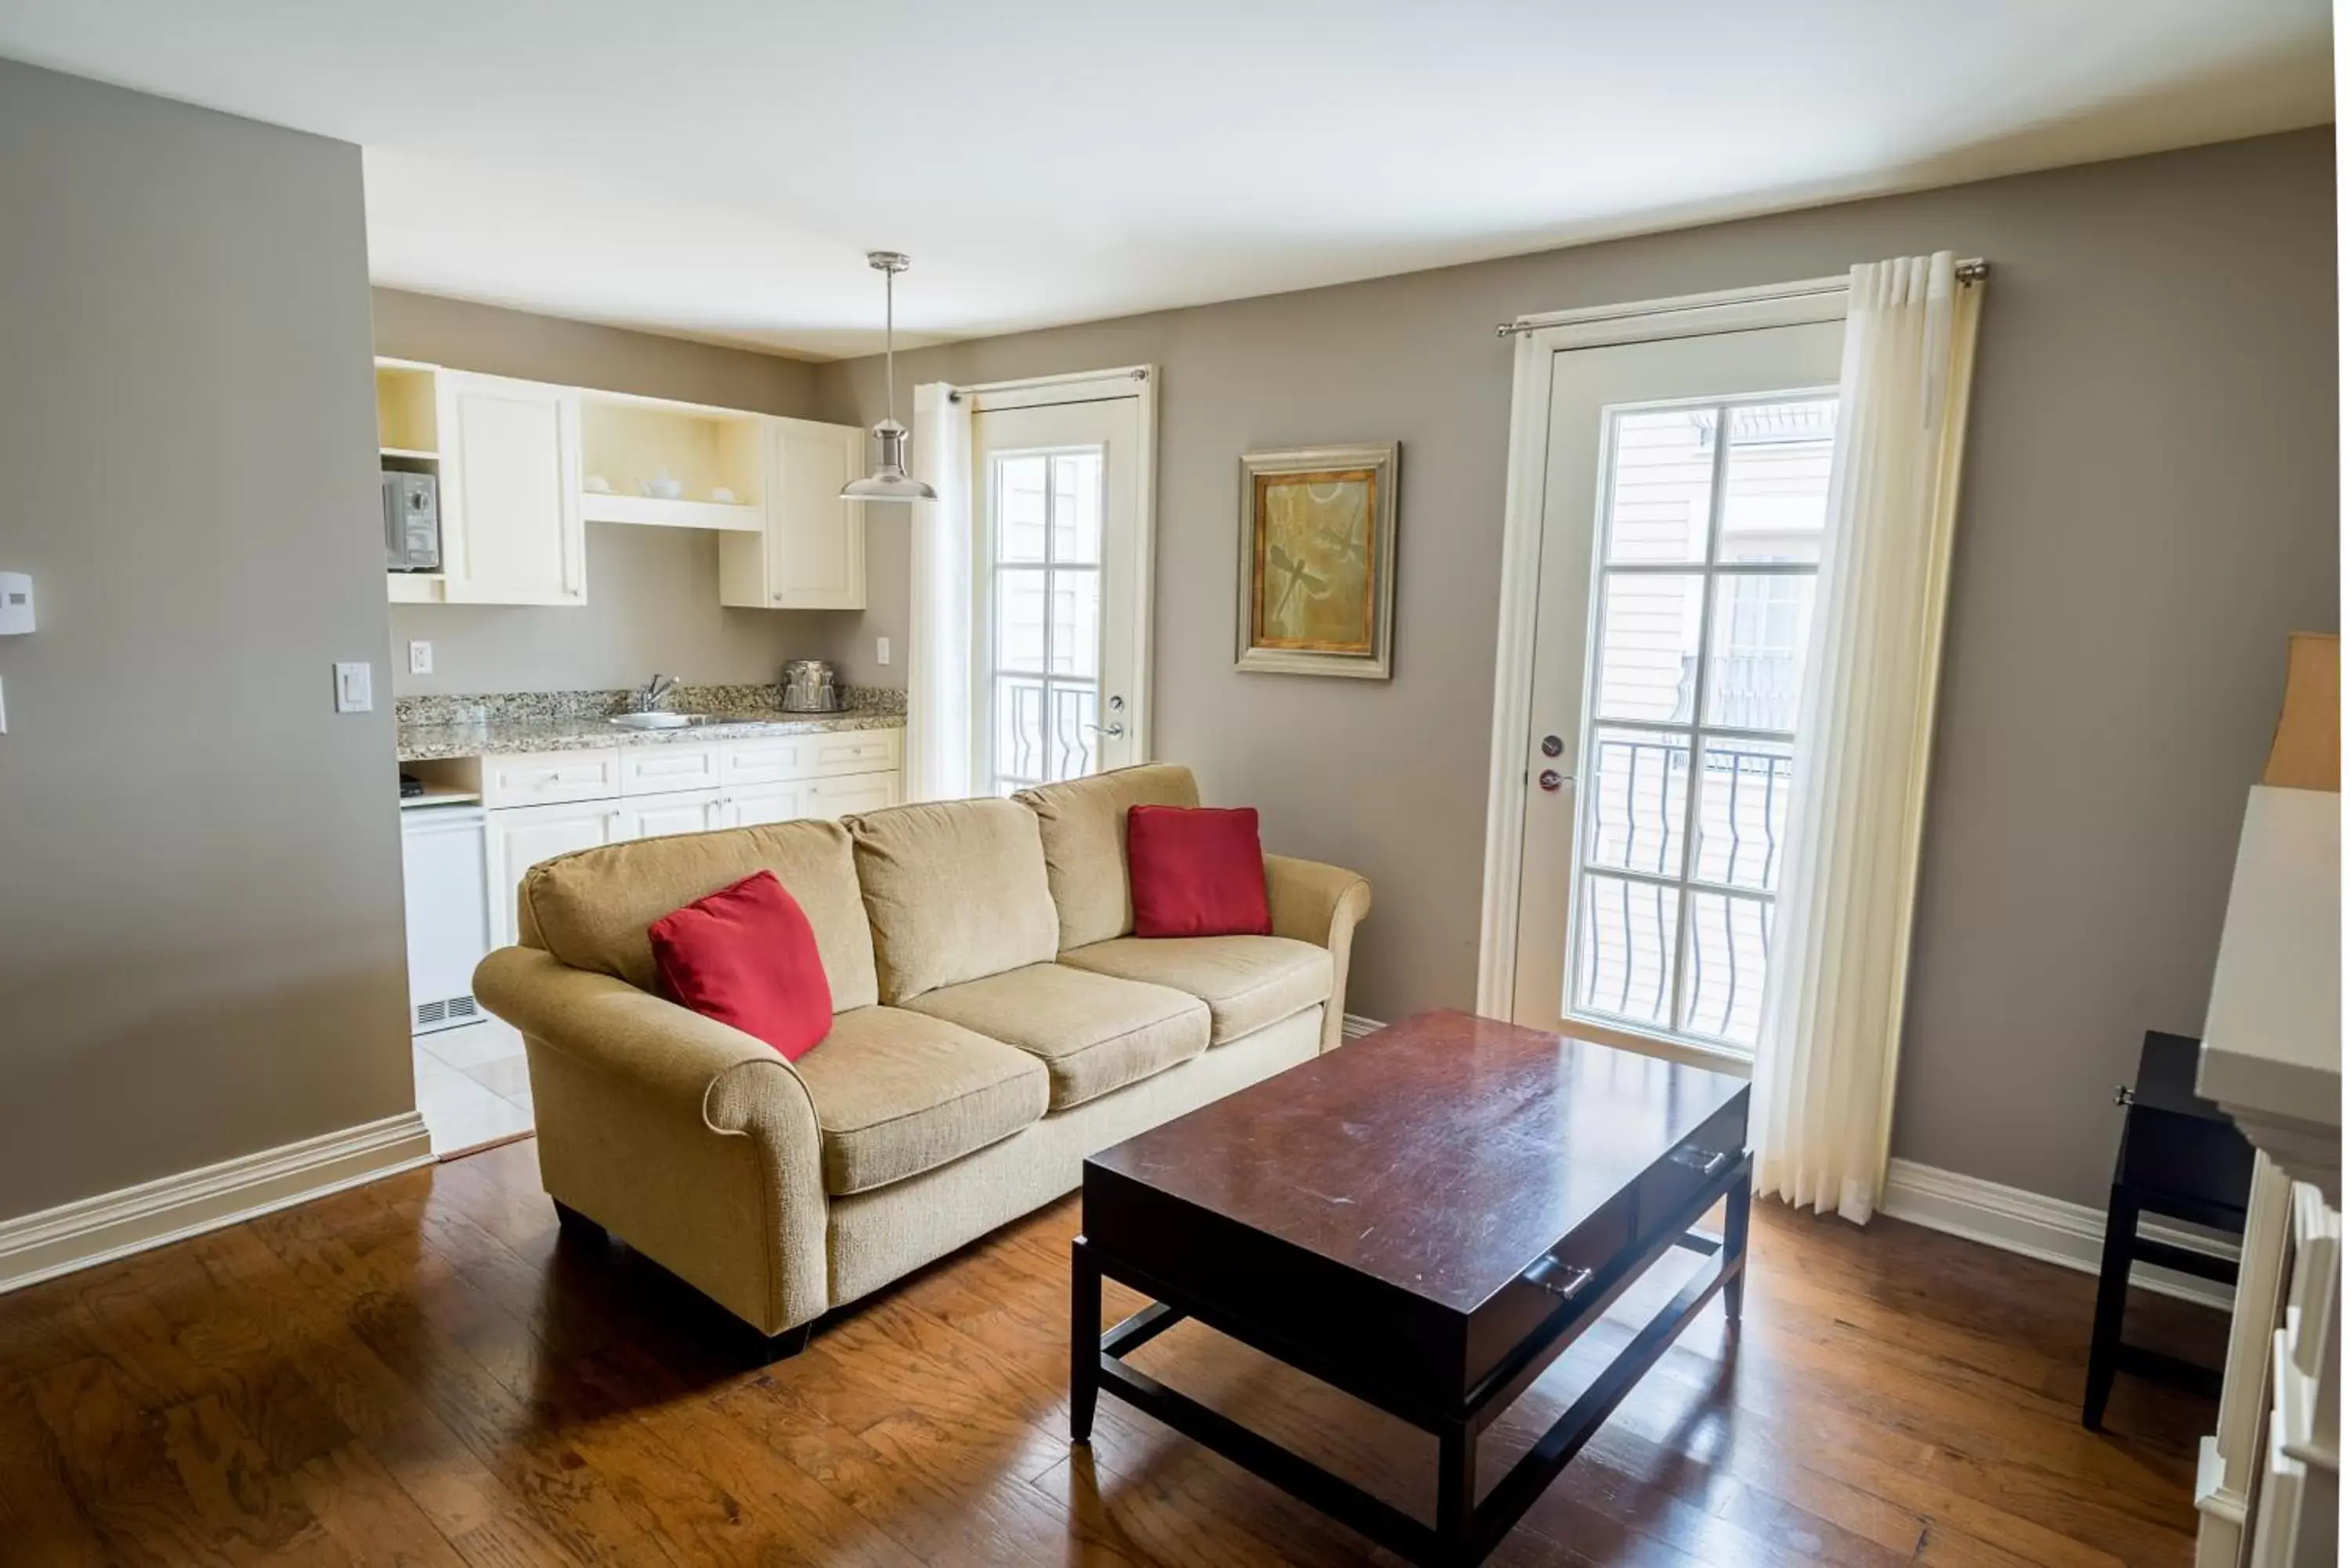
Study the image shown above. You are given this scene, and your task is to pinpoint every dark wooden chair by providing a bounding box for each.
[2082,1031,2255,1429]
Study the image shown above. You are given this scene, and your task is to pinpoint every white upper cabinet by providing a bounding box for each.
[438,372,586,607]
[720,417,867,610]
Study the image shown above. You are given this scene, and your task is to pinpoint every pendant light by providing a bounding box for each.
[841,250,937,502]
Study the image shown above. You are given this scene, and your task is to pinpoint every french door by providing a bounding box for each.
[1507,317,1845,1060]
[971,392,1148,793]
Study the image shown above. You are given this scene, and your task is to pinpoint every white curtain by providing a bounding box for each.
[1752,253,1983,1224]
[905,383,974,802]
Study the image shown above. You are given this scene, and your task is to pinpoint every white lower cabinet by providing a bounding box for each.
[483,797,628,948]
[468,732,902,951]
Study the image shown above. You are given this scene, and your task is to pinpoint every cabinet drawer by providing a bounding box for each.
[721,735,816,786]
[620,742,722,797]
[807,729,902,779]
[479,748,623,807]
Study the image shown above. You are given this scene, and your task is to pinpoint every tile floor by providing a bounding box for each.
[411,1017,534,1158]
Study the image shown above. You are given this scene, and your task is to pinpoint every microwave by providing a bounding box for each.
[383,471,441,572]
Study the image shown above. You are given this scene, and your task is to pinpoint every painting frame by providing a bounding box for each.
[1235,442,1399,680]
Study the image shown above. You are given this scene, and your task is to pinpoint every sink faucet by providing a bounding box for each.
[635,674,678,713]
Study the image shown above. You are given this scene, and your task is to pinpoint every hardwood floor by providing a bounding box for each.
[0,1137,2225,1566]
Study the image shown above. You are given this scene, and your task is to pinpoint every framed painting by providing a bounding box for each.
[1235,443,1398,679]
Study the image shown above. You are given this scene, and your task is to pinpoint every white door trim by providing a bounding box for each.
[964,367,1160,766]
[1475,280,1852,1018]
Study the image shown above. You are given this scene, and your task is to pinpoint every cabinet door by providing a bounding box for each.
[755,417,866,609]
[440,373,586,606]
[617,789,725,844]
[484,799,625,948]
[721,780,808,829]
[805,770,902,820]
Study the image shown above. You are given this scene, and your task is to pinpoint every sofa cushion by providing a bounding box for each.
[1014,764,1200,950]
[1058,935,1333,1046]
[648,871,832,1061]
[790,1006,1049,1196]
[904,963,1210,1111]
[847,798,1061,1004]
[519,819,879,1010]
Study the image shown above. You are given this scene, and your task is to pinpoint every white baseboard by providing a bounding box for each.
[1882,1157,2238,1310]
[1341,1013,1384,1040]
[0,1111,433,1296]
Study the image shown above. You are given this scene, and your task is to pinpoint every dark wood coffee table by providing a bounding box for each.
[1071,1010,1752,1566]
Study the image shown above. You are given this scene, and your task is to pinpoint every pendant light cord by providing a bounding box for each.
[884,265,897,425]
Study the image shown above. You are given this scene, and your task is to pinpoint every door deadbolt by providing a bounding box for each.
[1540,735,1564,757]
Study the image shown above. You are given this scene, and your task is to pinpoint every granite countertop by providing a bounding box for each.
[394,685,906,764]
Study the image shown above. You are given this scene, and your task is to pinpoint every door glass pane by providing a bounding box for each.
[1603,408,1713,565]
[1574,874,1679,1031]
[1716,399,1835,565]
[993,676,1045,790]
[997,569,1047,673]
[1703,573,1813,732]
[1048,685,1098,779]
[1053,453,1103,564]
[1680,891,1772,1047]
[1583,729,1688,879]
[1693,740,1792,892]
[997,456,1049,562]
[1050,570,1100,677]
[1593,574,1703,724]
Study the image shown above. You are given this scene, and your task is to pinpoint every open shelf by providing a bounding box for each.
[581,493,764,533]
[380,446,438,462]
[389,573,446,604]
[376,363,439,454]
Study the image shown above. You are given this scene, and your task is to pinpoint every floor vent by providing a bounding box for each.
[414,995,479,1035]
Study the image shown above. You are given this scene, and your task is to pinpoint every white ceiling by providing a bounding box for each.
[0,1,2330,359]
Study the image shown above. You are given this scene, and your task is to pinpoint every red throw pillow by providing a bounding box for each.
[1127,804,1272,938]
[647,871,832,1061]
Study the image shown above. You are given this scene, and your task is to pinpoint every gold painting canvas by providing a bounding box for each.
[1237,444,1397,678]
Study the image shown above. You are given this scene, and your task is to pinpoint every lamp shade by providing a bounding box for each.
[843,419,935,503]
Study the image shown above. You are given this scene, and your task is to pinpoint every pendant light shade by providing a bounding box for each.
[843,251,936,503]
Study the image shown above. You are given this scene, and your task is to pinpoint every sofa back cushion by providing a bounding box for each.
[518,819,880,1010]
[848,797,1061,1003]
[1014,764,1201,949]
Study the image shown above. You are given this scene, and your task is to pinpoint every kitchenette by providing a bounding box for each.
[375,337,903,1154]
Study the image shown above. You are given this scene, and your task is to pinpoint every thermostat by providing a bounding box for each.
[0,573,31,635]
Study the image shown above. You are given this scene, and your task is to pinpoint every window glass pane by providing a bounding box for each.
[1053,451,1103,564]
[997,569,1046,673]
[1680,891,1772,1047]
[997,455,1049,563]
[1047,684,1097,782]
[1593,574,1703,724]
[1716,399,1835,565]
[1603,409,1712,565]
[1573,874,1679,1031]
[1693,740,1792,892]
[1703,573,1813,732]
[993,676,1045,789]
[1050,569,1099,677]
[1582,729,1687,879]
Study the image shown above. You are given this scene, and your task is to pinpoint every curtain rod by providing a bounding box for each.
[947,367,1150,403]
[1494,258,1990,338]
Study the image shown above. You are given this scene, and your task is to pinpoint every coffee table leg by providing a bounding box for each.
[1723,1155,1754,1326]
[1071,1235,1100,1445]
[1435,1421,1477,1560]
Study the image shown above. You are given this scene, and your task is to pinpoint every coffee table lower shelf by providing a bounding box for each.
[1070,1153,1752,1568]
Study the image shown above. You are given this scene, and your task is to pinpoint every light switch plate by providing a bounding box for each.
[408,640,433,675]
[876,636,891,667]
[334,661,373,714]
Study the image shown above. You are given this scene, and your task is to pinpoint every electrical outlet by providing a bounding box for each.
[408,640,433,675]
[334,661,373,714]
[876,636,891,667]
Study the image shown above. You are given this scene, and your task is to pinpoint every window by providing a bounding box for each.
[1569,396,1836,1052]
[983,449,1104,795]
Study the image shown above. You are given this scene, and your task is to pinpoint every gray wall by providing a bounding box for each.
[813,129,2339,1207]
[0,60,412,1220]
[372,289,837,696]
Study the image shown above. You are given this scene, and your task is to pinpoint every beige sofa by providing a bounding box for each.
[472,764,1371,1354]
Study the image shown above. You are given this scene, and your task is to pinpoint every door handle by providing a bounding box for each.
[1085,722,1126,739]
[1538,769,1574,793]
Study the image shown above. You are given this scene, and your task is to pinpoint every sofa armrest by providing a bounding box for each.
[1264,854,1372,1053]
[472,947,830,1335]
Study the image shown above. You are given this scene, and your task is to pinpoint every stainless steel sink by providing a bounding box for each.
[607,711,710,731]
